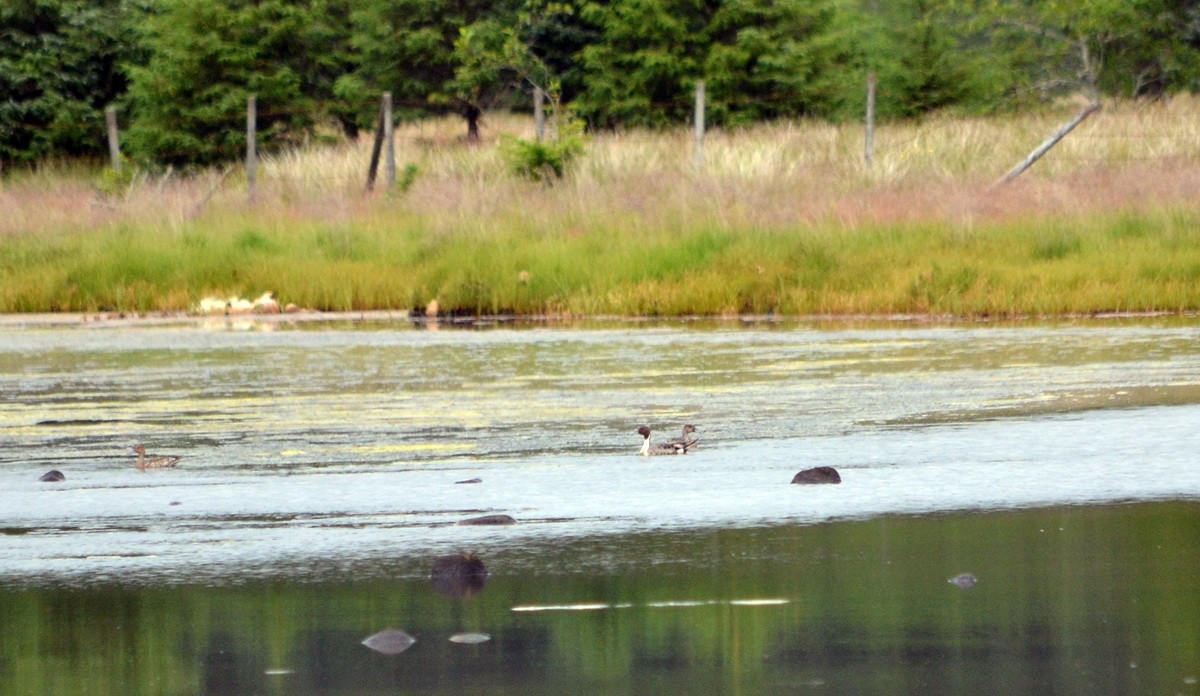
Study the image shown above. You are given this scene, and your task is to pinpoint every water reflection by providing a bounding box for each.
[430,553,488,599]
[1,502,1196,695]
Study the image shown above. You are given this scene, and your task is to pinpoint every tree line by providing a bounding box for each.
[3,0,1199,168]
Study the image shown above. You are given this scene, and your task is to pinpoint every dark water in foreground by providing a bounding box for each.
[3,501,1198,696]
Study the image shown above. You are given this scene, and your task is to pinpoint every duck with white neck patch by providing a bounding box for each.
[637,426,696,456]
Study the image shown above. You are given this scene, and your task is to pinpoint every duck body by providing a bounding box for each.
[133,444,181,471]
[637,426,694,456]
[664,424,698,451]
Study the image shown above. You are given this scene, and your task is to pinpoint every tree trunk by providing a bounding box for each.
[465,105,481,144]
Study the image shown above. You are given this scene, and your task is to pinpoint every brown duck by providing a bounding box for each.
[132,444,181,471]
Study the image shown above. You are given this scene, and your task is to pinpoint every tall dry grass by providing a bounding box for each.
[3,97,1200,315]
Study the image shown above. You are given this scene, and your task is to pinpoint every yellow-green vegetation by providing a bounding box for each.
[4,99,1200,317]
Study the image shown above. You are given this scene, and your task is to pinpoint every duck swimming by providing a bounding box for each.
[637,426,694,456]
[132,444,181,471]
[665,424,698,450]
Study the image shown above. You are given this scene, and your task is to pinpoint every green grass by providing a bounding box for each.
[2,204,1199,317]
[4,101,1200,317]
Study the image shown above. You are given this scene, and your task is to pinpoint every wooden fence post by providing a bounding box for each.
[246,95,257,201]
[105,106,122,172]
[693,80,706,167]
[864,72,876,167]
[365,95,386,192]
[534,86,545,142]
[383,92,395,188]
[989,101,1101,190]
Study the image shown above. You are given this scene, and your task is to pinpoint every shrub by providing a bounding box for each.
[500,124,585,181]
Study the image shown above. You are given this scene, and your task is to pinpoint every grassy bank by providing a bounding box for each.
[3,99,1200,317]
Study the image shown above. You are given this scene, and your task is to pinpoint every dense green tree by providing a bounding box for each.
[520,0,600,103]
[574,0,714,128]
[347,0,520,142]
[299,0,360,137]
[124,0,354,167]
[976,0,1200,100]
[874,0,1011,116]
[8,0,1200,167]
[448,18,529,141]
[704,0,865,123]
[450,2,583,130]
[0,0,143,167]
[575,0,870,128]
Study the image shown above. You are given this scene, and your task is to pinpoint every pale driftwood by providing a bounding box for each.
[990,101,1101,190]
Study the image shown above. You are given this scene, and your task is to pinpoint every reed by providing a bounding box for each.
[3,98,1200,317]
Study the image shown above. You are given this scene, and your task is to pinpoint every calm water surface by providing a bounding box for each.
[1,318,1198,694]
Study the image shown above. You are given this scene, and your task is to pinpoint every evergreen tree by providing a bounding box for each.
[347,0,520,141]
[575,0,714,128]
[575,0,866,128]
[704,0,865,123]
[124,0,346,167]
[520,0,600,103]
[0,0,143,167]
[877,0,1006,116]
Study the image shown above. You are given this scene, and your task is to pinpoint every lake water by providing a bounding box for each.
[1,317,1199,694]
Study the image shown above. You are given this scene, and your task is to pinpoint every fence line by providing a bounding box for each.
[80,80,1200,202]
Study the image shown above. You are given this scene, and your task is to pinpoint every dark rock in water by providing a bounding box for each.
[361,629,416,655]
[39,470,65,483]
[791,466,841,484]
[457,514,516,525]
[430,553,488,599]
[455,478,482,484]
[948,573,978,589]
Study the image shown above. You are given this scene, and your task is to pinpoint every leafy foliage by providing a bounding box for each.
[704,0,867,122]
[0,0,143,166]
[574,0,712,128]
[347,0,519,141]
[6,0,1200,166]
[123,0,347,167]
[500,121,585,180]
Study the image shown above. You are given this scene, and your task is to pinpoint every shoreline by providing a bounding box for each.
[0,308,1190,329]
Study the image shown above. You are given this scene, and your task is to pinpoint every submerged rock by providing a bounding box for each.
[791,466,841,484]
[457,514,516,525]
[38,470,65,482]
[947,573,978,589]
[455,478,482,484]
[430,553,488,599]
[361,629,416,655]
[448,632,491,644]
